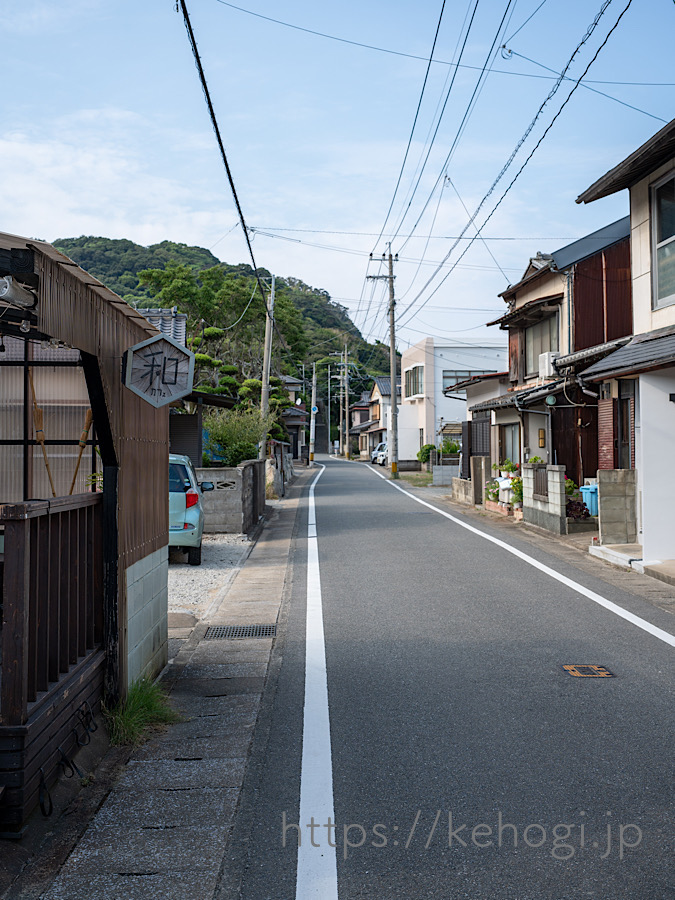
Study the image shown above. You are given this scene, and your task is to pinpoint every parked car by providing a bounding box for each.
[169,453,214,565]
[371,441,387,464]
[377,445,388,466]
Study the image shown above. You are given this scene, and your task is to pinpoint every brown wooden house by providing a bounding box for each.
[0,232,171,833]
[470,218,633,486]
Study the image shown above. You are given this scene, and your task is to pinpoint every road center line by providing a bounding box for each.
[296,464,338,900]
[365,464,675,649]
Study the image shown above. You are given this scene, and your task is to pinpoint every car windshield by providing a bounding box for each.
[169,462,191,493]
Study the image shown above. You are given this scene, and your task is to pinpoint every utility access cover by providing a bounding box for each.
[204,624,277,640]
[562,665,614,677]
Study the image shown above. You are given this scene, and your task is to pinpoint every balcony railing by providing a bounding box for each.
[0,493,103,726]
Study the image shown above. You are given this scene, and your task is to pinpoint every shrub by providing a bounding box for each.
[205,407,273,466]
[565,475,579,496]
[566,499,590,519]
[441,439,460,454]
[417,443,436,463]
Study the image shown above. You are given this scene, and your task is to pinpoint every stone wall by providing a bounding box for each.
[196,459,266,534]
[126,545,169,686]
[522,464,566,534]
[597,469,638,544]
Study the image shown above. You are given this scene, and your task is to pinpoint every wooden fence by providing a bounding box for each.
[0,493,104,831]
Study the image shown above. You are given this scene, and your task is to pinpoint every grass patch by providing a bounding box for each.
[397,471,433,488]
[103,678,182,746]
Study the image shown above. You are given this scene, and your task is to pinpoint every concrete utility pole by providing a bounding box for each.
[367,247,399,478]
[327,364,331,454]
[339,357,344,456]
[259,273,275,460]
[309,362,317,466]
[344,343,350,459]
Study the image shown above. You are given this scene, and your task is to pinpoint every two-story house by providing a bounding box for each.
[398,337,506,462]
[366,376,400,456]
[472,218,633,485]
[577,118,675,566]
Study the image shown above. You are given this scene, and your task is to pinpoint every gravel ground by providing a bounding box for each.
[168,533,251,620]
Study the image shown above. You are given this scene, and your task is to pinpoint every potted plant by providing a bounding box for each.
[527,455,543,464]
[511,475,523,508]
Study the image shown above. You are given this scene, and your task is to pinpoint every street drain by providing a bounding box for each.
[562,665,615,677]
[204,624,277,640]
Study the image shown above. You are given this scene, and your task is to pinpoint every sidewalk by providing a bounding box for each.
[9,468,312,900]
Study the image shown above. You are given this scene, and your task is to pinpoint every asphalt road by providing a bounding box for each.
[220,457,675,900]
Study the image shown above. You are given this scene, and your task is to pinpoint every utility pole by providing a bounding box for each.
[339,357,344,456]
[327,364,331,454]
[345,344,352,459]
[259,273,275,460]
[367,247,399,478]
[309,362,317,466]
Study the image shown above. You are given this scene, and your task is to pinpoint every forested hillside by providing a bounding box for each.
[54,237,390,394]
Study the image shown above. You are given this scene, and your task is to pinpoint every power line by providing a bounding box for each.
[397,0,635,329]
[502,47,666,122]
[393,0,516,250]
[370,0,447,252]
[178,0,303,377]
[503,0,549,43]
[211,0,675,86]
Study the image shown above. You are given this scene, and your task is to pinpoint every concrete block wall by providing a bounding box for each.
[126,545,169,686]
[196,458,266,534]
[523,464,566,534]
[452,477,473,505]
[433,464,459,485]
[597,469,638,545]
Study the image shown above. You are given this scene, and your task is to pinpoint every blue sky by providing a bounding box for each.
[3,0,674,351]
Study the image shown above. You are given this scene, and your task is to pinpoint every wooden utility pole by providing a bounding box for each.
[367,247,399,477]
[259,274,275,460]
[309,362,317,466]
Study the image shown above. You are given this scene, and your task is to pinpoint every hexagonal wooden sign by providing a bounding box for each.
[122,334,195,408]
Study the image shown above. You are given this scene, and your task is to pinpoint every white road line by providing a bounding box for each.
[296,464,339,900]
[365,464,675,649]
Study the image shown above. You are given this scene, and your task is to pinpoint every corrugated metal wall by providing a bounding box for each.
[598,397,616,469]
[574,238,632,352]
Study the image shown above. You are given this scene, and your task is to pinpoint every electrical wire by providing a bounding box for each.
[397,0,635,330]
[370,0,447,252]
[393,0,517,252]
[502,47,666,122]
[396,0,621,326]
[178,0,303,377]
[211,0,675,86]
[503,0,548,43]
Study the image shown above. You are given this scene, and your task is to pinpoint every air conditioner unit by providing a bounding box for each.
[538,351,560,379]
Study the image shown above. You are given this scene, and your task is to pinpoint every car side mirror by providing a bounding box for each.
[199,482,215,492]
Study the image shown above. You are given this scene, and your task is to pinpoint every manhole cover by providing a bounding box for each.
[562,665,614,677]
[204,624,277,640]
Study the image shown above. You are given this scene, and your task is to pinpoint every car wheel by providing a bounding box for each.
[188,543,202,566]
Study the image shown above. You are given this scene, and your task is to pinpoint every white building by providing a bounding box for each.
[398,336,507,461]
[578,117,675,566]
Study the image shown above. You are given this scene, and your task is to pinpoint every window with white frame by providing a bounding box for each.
[405,365,424,397]
[525,314,559,376]
[652,172,675,308]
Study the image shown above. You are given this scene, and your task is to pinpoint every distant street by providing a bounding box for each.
[222,457,675,900]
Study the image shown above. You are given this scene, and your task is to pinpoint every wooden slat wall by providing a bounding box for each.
[34,254,169,571]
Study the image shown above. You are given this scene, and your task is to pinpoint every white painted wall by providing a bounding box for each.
[638,367,675,560]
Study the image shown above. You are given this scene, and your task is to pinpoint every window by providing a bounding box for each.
[525,314,558,376]
[652,172,675,308]
[405,365,424,397]
[500,423,520,466]
[442,369,495,390]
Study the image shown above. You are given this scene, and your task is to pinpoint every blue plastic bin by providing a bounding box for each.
[579,484,598,516]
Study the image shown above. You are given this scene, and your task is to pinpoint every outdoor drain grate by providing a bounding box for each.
[204,624,277,640]
[562,665,615,677]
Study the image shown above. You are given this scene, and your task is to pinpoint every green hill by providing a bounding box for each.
[53,236,390,391]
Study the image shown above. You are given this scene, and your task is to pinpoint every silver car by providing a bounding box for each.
[169,453,214,565]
